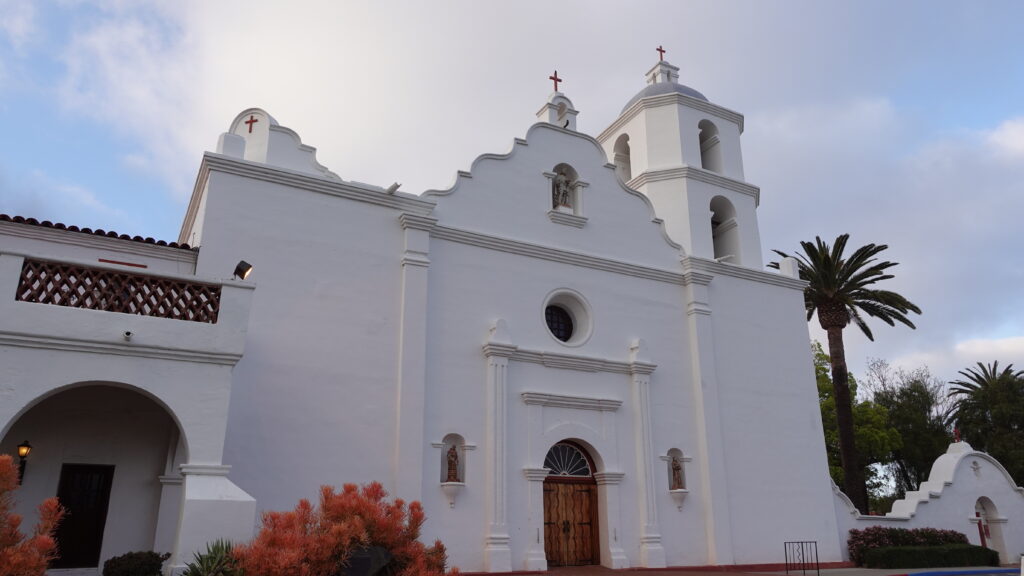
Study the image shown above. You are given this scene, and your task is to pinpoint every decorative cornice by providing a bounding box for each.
[594,471,626,485]
[682,256,807,290]
[628,166,760,206]
[482,342,518,359]
[158,474,184,485]
[399,214,438,231]
[432,225,687,285]
[0,332,243,366]
[2,221,198,266]
[401,253,431,268]
[180,464,231,476]
[547,210,588,228]
[182,153,436,242]
[523,467,552,482]
[712,217,738,237]
[521,392,622,411]
[509,345,657,375]
[598,93,745,144]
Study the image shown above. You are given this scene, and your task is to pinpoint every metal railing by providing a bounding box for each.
[784,541,819,576]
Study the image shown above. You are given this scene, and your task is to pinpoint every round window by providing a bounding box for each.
[545,305,574,341]
[542,289,592,346]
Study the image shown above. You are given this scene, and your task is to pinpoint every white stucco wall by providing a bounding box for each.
[834,442,1024,564]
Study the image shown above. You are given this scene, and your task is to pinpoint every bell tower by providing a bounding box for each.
[598,57,763,267]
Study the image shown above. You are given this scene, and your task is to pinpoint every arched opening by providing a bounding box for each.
[698,119,723,173]
[974,497,1007,562]
[543,440,599,567]
[551,163,581,214]
[710,196,741,264]
[1,384,185,569]
[613,134,632,182]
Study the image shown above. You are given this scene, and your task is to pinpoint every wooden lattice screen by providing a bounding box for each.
[16,258,221,323]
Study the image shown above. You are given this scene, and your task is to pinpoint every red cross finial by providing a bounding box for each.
[656,45,666,61]
[549,70,562,92]
[244,115,259,133]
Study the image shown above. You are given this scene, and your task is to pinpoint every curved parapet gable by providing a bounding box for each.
[424,123,683,269]
[219,108,340,180]
[833,441,1024,563]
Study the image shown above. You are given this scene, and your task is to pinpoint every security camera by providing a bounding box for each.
[123,331,133,341]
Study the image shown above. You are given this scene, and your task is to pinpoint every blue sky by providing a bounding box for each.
[2,0,1023,385]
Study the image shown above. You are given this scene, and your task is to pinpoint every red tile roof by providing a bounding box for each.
[0,214,193,250]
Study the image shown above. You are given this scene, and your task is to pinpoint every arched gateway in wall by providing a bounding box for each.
[542,441,600,566]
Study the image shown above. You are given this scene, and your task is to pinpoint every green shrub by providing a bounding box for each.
[102,551,171,576]
[847,526,968,565]
[182,540,238,576]
[863,544,999,569]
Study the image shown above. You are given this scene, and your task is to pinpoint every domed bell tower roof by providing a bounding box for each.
[621,59,708,114]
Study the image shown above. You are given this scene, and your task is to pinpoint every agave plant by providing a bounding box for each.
[182,540,238,576]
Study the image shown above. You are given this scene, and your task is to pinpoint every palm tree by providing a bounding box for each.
[948,362,1024,462]
[771,234,921,513]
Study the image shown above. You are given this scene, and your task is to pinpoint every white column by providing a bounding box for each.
[171,464,256,573]
[681,268,734,564]
[483,320,516,572]
[629,339,666,567]
[393,214,436,502]
[522,467,550,571]
[594,471,629,569]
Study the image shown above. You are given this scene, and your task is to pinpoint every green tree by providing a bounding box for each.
[813,344,901,514]
[865,359,952,499]
[772,235,921,513]
[948,361,1024,485]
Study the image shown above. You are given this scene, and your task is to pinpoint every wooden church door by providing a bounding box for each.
[52,464,115,568]
[542,442,599,566]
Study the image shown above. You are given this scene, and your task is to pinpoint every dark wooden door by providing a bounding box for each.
[543,480,598,566]
[52,464,115,568]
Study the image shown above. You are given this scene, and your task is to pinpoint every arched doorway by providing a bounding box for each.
[543,441,599,566]
[0,384,184,569]
[974,497,1007,563]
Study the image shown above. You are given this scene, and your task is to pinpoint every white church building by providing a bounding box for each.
[1,57,1021,573]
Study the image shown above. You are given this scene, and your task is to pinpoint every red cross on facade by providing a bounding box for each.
[244,115,259,133]
[656,45,666,61]
[549,70,562,92]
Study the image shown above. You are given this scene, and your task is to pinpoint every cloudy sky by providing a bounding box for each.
[1,1,1022,386]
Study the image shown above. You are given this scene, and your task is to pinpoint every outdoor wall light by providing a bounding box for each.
[233,260,253,280]
[16,440,31,484]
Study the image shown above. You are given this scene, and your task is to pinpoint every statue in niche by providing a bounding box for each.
[670,456,684,490]
[552,169,575,209]
[446,444,460,482]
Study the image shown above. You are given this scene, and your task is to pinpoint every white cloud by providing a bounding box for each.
[986,117,1024,160]
[0,0,34,50]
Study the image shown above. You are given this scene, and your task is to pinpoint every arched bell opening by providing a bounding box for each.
[710,195,742,265]
[542,440,600,567]
[698,119,723,173]
[0,383,186,569]
[613,133,632,182]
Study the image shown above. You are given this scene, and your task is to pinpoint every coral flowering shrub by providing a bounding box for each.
[234,482,457,576]
[0,454,65,576]
[847,526,968,566]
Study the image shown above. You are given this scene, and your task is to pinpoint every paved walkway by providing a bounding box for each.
[542,567,1018,576]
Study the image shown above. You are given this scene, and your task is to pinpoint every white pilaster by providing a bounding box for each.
[594,471,629,569]
[393,214,436,502]
[629,339,665,567]
[483,319,516,572]
[681,268,734,564]
[522,467,551,571]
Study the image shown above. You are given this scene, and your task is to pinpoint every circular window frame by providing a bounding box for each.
[542,288,592,347]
